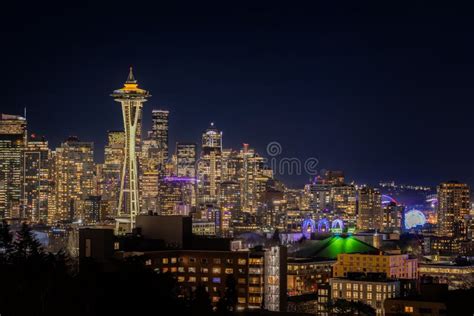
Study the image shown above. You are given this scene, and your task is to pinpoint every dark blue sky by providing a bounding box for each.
[2,2,474,187]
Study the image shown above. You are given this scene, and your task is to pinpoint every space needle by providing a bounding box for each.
[111,67,150,231]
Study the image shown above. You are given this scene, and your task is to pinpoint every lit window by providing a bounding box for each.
[213,258,221,264]
[171,257,177,263]
[225,268,234,274]
[238,297,246,304]
[238,278,246,284]
[189,276,196,282]
[212,277,221,283]
[212,267,221,274]
[238,259,247,265]
[178,276,185,282]
[178,267,185,273]
[189,267,196,273]
[201,277,209,282]
[404,306,414,313]
[145,259,152,266]
[162,258,169,264]
[114,242,120,250]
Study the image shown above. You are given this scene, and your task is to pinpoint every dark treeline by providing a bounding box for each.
[0,221,235,316]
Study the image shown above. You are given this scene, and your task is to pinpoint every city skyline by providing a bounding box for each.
[2,2,474,187]
[1,3,474,316]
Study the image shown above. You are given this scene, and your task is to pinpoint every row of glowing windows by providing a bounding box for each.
[333,282,395,292]
[341,256,390,262]
[173,276,253,286]
[162,257,247,265]
[160,266,244,274]
[419,267,472,274]
[288,264,332,271]
[333,290,393,300]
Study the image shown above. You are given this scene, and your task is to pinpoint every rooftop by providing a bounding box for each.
[291,235,380,260]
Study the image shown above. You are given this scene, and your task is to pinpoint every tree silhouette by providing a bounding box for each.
[216,275,238,315]
[326,298,376,316]
[191,284,213,316]
[0,220,13,261]
[12,222,43,261]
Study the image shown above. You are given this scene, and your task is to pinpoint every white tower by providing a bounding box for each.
[111,67,150,230]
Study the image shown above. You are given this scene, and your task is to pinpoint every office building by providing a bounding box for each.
[176,142,197,177]
[0,114,26,218]
[357,187,383,231]
[437,181,470,238]
[54,137,94,222]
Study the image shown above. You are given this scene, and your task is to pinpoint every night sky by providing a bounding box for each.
[1,2,474,187]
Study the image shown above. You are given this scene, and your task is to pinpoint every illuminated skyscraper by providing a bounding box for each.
[0,114,26,218]
[323,170,345,185]
[219,181,241,211]
[151,109,169,167]
[140,170,159,213]
[331,184,357,220]
[176,142,197,177]
[21,135,52,223]
[309,179,331,212]
[158,177,195,215]
[198,123,223,203]
[383,201,403,232]
[202,122,222,150]
[101,130,125,216]
[357,187,383,231]
[111,68,150,229]
[238,144,270,213]
[54,137,94,222]
[437,181,470,238]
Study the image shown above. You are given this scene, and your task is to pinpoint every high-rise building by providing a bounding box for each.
[219,181,241,211]
[357,187,383,231]
[238,144,270,213]
[202,122,222,150]
[323,170,345,186]
[111,68,150,230]
[140,170,159,213]
[383,201,403,233]
[437,181,470,238]
[54,137,94,222]
[101,130,125,217]
[198,123,223,204]
[151,109,169,167]
[21,135,52,223]
[331,184,357,220]
[309,179,331,213]
[83,195,102,224]
[158,177,195,215]
[0,114,26,218]
[176,142,197,177]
